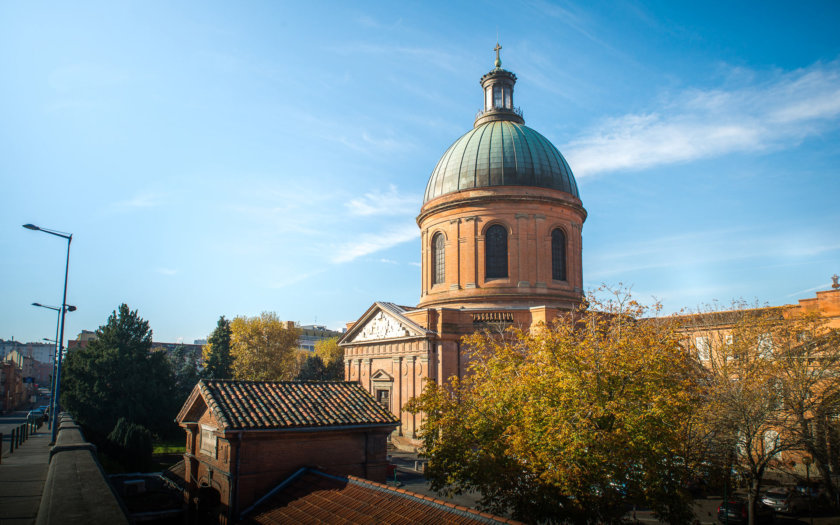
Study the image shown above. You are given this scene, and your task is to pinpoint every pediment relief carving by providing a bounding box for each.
[351,311,412,342]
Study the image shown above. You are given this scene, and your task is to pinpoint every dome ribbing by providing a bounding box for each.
[423,120,579,204]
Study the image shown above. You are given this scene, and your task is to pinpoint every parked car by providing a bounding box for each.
[762,487,808,514]
[27,408,46,423]
[717,499,775,524]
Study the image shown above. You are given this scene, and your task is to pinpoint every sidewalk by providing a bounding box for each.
[0,427,52,524]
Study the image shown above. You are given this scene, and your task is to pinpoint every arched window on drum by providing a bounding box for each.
[485,225,508,279]
[551,228,566,281]
[432,233,445,285]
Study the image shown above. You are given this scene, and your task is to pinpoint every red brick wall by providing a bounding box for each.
[417,186,586,310]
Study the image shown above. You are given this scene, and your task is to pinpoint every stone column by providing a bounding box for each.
[514,213,528,287]
[421,228,428,297]
[464,216,478,288]
[409,356,417,437]
[418,355,429,431]
[362,358,372,392]
[534,214,546,287]
[393,357,402,425]
[449,218,461,288]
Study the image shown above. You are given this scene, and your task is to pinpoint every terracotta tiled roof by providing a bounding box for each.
[239,469,520,525]
[197,380,399,431]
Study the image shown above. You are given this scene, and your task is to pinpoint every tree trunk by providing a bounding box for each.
[748,478,760,525]
[800,415,838,508]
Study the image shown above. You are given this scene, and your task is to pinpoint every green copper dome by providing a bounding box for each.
[423,120,579,204]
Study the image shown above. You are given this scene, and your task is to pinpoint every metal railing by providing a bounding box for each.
[2,418,42,462]
[475,105,523,120]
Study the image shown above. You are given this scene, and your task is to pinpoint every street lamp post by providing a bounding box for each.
[31,302,76,430]
[23,224,72,444]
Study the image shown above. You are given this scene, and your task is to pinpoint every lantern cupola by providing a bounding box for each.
[474,43,524,127]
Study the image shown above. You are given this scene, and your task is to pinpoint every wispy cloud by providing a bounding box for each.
[331,223,419,263]
[156,267,177,276]
[786,282,834,298]
[587,227,840,279]
[346,185,418,216]
[328,43,462,73]
[565,61,840,177]
[111,192,164,211]
[378,258,399,265]
[269,269,325,289]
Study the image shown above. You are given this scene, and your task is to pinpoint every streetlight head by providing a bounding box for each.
[23,224,40,231]
[32,302,42,307]
[66,305,77,312]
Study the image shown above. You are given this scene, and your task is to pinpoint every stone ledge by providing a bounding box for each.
[36,414,129,525]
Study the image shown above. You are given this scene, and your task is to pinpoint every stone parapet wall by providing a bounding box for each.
[36,414,129,525]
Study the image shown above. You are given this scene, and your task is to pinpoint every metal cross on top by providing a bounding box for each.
[494,42,502,67]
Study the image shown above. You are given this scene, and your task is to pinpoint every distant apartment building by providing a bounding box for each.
[297,324,342,352]
[0,361,24,412]
[67,329,97,349]
[0,339,52,364]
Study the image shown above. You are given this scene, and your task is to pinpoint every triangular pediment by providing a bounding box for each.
[341,302,430,344]
[371,369,393,382]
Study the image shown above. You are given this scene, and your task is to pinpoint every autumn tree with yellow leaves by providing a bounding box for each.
[688,303,840,524]
[230,312,301,381]
[409,289,710,524]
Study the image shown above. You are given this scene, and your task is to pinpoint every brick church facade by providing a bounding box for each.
[339,48,587,449]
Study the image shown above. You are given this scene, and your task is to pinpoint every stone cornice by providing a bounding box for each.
[417,189,586,225]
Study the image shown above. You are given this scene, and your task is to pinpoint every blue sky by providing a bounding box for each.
[2,1,839,344]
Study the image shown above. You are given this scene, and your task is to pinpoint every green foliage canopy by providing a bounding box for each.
[61,304,174,441]
[202,316,233,380]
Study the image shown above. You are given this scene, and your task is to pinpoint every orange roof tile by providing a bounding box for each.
[239,469,519,525]
[187,380,399,431]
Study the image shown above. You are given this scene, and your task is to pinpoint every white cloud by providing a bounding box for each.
[331,223,419,263]
[565,61,840,177]
[156,267,177,276]
[346,185,418,216]
[378,258,399,264]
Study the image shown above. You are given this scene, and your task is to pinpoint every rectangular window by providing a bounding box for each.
[764,430,780,457]
[493,86,503,109]
[695,336,711,362]
[200,425,217,458]
[758,333,773,358]
[376,389,390,411]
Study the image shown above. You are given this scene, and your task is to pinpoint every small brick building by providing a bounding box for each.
[175,380,399,524]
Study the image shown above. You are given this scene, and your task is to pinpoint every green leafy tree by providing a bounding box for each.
[230,312,300,381]
[408,289,708,524]
[61,304,174,442]
[296,338,345,381]
[108,417,153,471]
[202,316,233,380]
[296,354,327,381]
